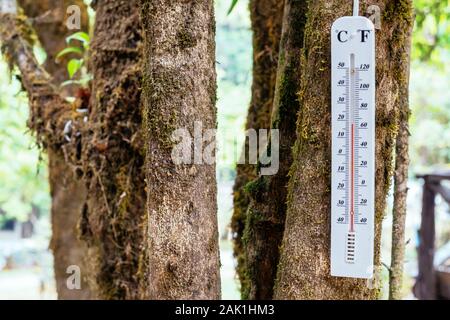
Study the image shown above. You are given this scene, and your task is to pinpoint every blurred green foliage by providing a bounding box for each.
[410,65,450,169]
[0,59,50,224]
[410,0,450,172]
[413,0,450,64]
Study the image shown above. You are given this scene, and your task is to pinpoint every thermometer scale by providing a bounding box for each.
[331,2,375,279]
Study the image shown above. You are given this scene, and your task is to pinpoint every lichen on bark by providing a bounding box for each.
[139,0,221,300]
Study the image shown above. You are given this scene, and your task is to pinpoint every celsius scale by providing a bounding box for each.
[331,0,376,279]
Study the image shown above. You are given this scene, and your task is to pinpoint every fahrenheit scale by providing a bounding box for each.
[331,8,376,279]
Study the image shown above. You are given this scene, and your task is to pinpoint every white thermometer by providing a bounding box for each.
[330,8,376,279]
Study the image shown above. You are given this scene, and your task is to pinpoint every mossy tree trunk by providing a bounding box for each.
[232,0,284,297]
[274,0,414,299]
[18,0,92,300]
[389,95,410,300]
[389,5,413,301]
[241,0,307,300]
[78,0,146,299]
[140,0,221,299]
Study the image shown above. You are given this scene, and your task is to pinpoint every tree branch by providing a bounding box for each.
[0,11,76,150]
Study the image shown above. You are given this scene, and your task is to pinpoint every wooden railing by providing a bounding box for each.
[414,171,450,300]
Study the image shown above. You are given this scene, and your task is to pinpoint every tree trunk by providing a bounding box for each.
[18,0,92,300]
[78,0,146,299]
[48,149,92,299]
[389,16,413,300]
[274,0,414,299]
[140,0,221,299]
[241,0,307,300]
[232,0,284,297]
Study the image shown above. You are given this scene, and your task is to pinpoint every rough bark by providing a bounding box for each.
[140,0,221,299]
[17,0,92,300]
[48,149,92,299]
[274,0,414,299]
[232,0,284,297]
[389,14,413,300]
[78,0,146,299]
[242,0,307,300]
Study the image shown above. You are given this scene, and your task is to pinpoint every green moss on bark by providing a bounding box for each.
[239,0,307,300]
[231,0,284,298]
[78,0,146,300]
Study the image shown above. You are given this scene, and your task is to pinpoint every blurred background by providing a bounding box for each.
[0,0,449,299]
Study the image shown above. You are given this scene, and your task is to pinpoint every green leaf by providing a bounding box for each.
[227,0,239,15]
[66,31,90,49]
[67,59,83,78]
[56,46,83,60]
